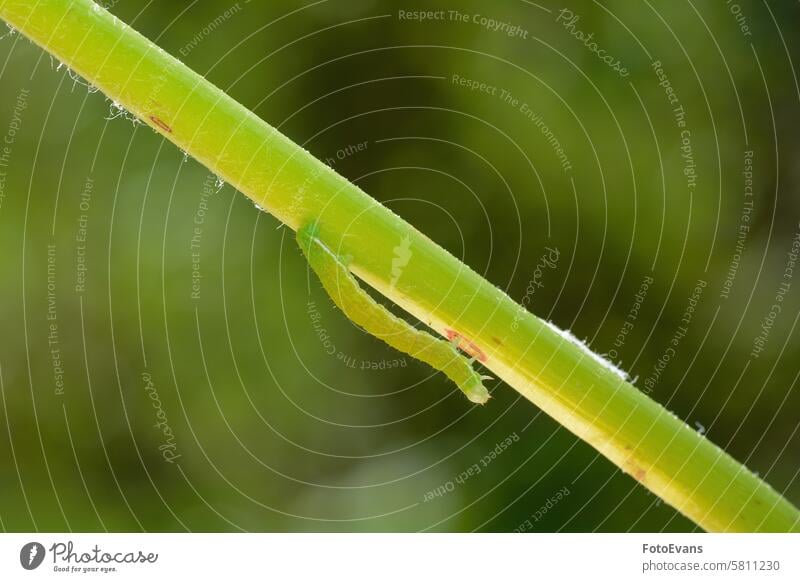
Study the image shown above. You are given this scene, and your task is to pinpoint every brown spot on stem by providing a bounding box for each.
[149,115,172,133]
[623,455,647,483]
[491,336,503,345]
[445,329,488,362]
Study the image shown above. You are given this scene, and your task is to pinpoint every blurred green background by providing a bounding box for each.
[1,0,799,532]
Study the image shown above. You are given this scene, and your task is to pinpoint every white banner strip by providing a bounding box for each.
[1,533,797,581]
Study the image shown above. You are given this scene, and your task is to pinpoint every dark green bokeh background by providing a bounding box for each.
[1,0,799,531]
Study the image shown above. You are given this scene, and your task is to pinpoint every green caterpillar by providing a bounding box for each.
[297,223,490,404]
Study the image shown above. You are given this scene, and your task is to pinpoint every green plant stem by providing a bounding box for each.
[2,0,798,532]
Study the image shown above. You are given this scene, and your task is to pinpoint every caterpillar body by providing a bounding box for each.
[297,223,490,404]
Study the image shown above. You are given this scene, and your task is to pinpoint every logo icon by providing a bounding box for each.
[20,542,46,570]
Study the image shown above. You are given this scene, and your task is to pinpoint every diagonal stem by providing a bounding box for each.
[2,0,798,531]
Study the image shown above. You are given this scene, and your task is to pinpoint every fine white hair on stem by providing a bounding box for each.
[541,319,629,381]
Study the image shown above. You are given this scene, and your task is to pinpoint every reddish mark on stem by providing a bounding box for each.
[624,457,647,484]
[149,115,172,133]
[445,329,487,362]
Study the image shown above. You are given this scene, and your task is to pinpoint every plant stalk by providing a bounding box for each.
[2,0,798,532]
